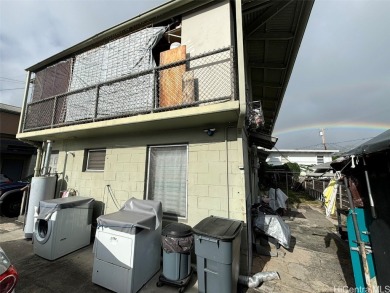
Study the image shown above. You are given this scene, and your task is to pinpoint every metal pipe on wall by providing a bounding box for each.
[34,145,43,177]
[17,71,31,134]
[234,0,247,129]
[362,157,377,219]
[42,140,53,176]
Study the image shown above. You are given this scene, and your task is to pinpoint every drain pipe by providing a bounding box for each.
[42,140,53,176]
[235,0,246,129]
[34,145,43,177]
[238,271,280,288]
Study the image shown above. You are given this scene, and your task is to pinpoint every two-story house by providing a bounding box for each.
[267,149,339,166]
[16,0,314,273]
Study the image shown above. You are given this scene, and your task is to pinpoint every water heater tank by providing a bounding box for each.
[24,176,56,238]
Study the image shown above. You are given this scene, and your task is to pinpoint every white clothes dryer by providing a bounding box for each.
[92,198,162,293]
[33,196,94,260]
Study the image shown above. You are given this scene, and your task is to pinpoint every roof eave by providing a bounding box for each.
[26,0,219,72]
[271,0,314,133]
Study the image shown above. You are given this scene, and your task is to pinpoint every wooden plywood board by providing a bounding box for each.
[159,45,186,107]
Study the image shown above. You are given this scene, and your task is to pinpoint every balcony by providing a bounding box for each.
[21,46,236,134]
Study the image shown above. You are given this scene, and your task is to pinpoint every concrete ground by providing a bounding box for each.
[250,204,354,293]
[0,202,353,293]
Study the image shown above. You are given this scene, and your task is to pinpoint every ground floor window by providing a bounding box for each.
[146,145,188,218]
[84,149,106,171]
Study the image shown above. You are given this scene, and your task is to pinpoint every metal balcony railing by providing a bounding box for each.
[22,47,236,132]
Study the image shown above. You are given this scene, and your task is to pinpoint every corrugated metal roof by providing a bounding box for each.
[243,0,314,138]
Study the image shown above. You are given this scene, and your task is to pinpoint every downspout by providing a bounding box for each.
[234,0,252,275]
[362,157,377,219]
[225,124,236,218]
[234,0,249,220]
[235,0,246,129]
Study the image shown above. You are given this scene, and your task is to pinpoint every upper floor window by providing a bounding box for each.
[317,155,324,164]
[146,145,188,218]
[84,149,106,171]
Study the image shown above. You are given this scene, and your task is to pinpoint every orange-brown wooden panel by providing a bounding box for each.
[159,45,186,107]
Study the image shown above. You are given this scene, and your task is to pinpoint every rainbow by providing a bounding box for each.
[273,122,390,136]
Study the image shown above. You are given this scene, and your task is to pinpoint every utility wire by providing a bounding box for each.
[296,137,374,150]
[0,76,24,83]
[0,88,24,91]
[273,146,294,164]
[0,77,24,83]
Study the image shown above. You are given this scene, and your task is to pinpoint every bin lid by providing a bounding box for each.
[97,210,156,233]
[37,196,94,220]
[162,222,192,238]
[192,216,243,241]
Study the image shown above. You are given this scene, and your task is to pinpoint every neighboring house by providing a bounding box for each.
[0,103,36,181]
[16,0,314,273]
[267,149,339,167]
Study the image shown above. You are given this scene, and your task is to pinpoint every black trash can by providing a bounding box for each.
[158,223,194,292]
[193,216,243,293]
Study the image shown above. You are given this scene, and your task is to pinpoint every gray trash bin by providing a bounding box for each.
[193,216,243,293]
[161,223,193,281]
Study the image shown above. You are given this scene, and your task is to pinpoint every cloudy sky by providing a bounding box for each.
[1,0,389,150]
[273,0,390,150]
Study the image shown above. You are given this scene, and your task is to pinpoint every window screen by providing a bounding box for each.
[85,149,106,171]
[146,145,188,218]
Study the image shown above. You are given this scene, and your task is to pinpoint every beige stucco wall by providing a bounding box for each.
[181,0,233,102]
[53,125,246,227]
[181,0,232,54]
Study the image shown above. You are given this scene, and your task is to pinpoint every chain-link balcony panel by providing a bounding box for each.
[24,98,55,130]
[156,48,234,110]
[53,95,68,125]
[22,47,236,132]
[65,88,97,122]
[98,73,154,118]
[32,59,72,102]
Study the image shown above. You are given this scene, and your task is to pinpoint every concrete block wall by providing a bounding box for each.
[52,125,246,227]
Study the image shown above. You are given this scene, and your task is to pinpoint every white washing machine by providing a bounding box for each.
[92,198,162,293]
[33,196,94,260]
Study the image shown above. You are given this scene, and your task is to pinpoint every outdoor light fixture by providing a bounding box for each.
[204,128,216,136]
